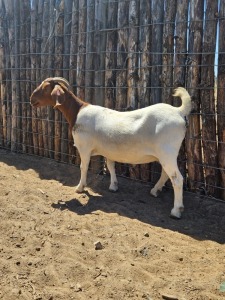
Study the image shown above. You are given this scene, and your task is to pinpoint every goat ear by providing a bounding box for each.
[51,85,65,109]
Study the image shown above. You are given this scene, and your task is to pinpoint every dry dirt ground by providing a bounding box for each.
[0,149,225,300]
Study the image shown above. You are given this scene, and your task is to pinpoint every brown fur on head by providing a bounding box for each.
[30,78,70,108]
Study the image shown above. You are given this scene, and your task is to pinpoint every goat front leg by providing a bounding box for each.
[76,153,90,193]
[106,159,118,192]
[150,168,169,197]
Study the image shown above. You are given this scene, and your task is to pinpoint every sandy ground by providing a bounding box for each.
[0,149,225,300]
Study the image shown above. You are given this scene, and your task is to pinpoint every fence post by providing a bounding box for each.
[186,0,204,191]
[4,0,20,152]
[30,0,38,155]
[139,0,151,182]
[127,0,140,180]
[105,0,118,109]
[150,0,164,104]
[54,0,64,161]
[200,0,219,197]
[116,0,129,110]
[173,0,189,186]
[150,0,164,184]
[0,0,6,147]
[47,0,56,159]
[35,0,44,156]
[68,0,79,164]
[75,0,87,166]
[85,0,95,104]
[20,1,27,153]
[24,0,32,155]
[161,0,176,105]
[41,0,50,158]
[77,0,86,101]
[217,0,225,200]
[115,0,130,177]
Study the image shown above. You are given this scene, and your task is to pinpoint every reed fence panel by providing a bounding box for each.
[0,0,224,200]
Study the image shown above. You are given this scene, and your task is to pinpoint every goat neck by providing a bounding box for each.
[57,90,89,128]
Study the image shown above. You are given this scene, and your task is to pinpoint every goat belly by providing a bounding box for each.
[91,139,157,164]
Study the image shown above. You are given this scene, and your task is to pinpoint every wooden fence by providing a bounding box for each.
[0,0,224,200]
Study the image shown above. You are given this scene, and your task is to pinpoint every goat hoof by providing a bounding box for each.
[170,213,181,220]
[109,187,118,193]
[170,207,182,219]
[150,188,158,197]
[75,186,84,193]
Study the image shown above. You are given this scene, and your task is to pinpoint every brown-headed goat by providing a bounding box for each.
[30,77,192,218]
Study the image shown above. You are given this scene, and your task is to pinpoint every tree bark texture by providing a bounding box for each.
[105,0,118,109]
[54,0,64,161]
[186,0,204,191]
[173,0,189,185]
[217,0,225,200]
[200,0,219,197]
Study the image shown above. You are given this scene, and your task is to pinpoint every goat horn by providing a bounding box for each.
[52,77,71,88]
[44,77,71,89]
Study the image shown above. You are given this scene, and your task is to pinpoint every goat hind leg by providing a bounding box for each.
[160,161,184,219]
[150,168,168,197]
[106,159,118,192]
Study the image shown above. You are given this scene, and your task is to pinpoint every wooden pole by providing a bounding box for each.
[217,0,225,200]
[54,0,64,161]
[4,0,14,150]
[77,0,86,101]
[60,0,72,163]
[127,0,139,109]
[116,0,129,110]
[173,0,188,89]
[68,0,79,164]
[150,0,164,184]
[91,0,107,173]
[24,0,32,154]
[41,0,50,157]
[69,0,79,90]
[200,0,219,197]
[186,0,204,191]
[115,0,129,177]
[36,0,44,156]
[75,0,87,166]
[173,0,189,187]
[105,0,118,109]
[161,0,176,105]
[20,0,27,153]
[139,0,151,182]
[85,0,95,104]
[138,0,151,109]
[4,0,20,152]
[30,0,38,155]
[5,20,11,150]
[150,0,164,104]
[0,0,6,147]
[47,0,56,159]
[127,0,140,180]
[94,0,106,107]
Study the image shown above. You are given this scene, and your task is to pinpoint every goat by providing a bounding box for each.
[30,77,192,219]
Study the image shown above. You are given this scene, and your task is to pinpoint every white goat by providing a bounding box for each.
[30,77,192,218]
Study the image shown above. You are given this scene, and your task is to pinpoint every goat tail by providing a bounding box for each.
[173,87,192,117]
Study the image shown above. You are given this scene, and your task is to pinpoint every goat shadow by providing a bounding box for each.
[52,174,225,245]
[1,149,225,244]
